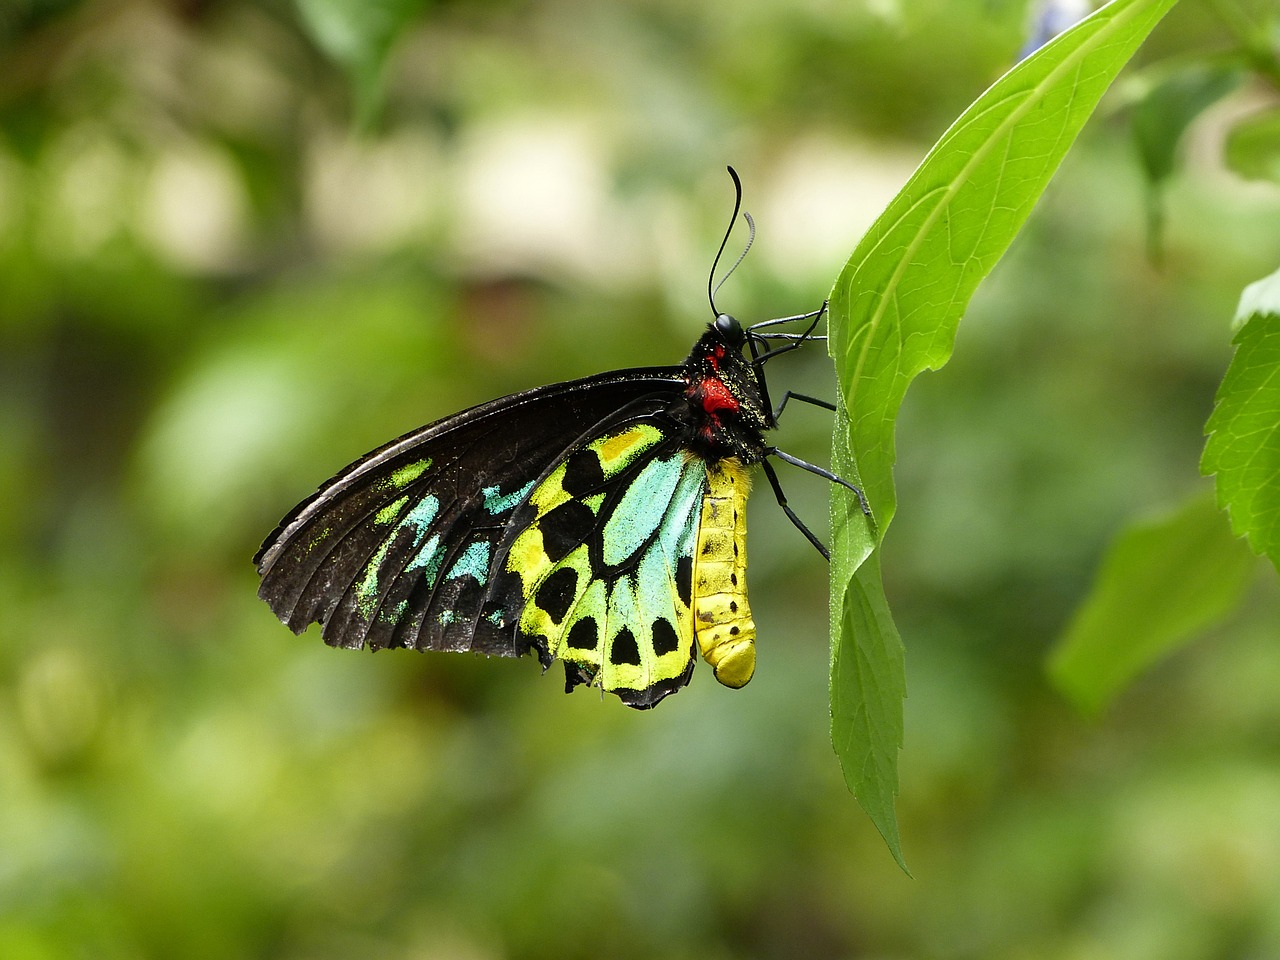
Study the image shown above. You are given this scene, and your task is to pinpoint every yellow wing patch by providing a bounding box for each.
[527,423,664,516]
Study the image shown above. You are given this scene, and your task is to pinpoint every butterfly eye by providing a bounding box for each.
[714,314,742,340]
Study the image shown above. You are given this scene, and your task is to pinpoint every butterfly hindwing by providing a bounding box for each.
[493,420,709,707]
[254,369,685,660]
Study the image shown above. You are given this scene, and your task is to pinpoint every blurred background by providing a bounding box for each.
[3,0,1280,957]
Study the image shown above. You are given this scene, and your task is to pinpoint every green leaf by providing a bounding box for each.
[1047,492,1257,716]
[826,0,1180,866]
[295,0,429,126]
[1232,262,1280,331]
[832,550,907,874]
[1224,107,1280,185]
[1202,267,1280,573]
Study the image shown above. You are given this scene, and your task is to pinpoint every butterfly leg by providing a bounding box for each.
[747,308,828,416]
[772,390,836,421]
[768,447,871,516]
[747,300,828,332]
[760,458,831,560]
[753,333,828,343]
[750,307,826,366]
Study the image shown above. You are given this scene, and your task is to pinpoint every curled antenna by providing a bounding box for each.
[713,212,754,308]
[707,166,755,317]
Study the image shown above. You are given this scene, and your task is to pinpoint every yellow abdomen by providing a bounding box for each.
[693,459,756,688]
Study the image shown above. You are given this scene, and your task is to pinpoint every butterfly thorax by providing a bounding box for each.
[678,318,772,465]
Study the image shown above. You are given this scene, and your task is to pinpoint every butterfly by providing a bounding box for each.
[254,168,867,709]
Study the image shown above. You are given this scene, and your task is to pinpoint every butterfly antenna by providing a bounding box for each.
[707,166,754,317]
[713,212,754,308]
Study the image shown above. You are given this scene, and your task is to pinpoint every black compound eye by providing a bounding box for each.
[714,313,742,340]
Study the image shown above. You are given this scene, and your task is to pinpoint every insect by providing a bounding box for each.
[255,168,867,709]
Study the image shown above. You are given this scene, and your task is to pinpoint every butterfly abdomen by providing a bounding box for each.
[692,459,756,688]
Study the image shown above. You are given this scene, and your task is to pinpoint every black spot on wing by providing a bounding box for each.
[675,555,693,608]
[567,617,599,651]
[541,500,596,562]
[651,618,680,655]
[536,567,578,626]
[562,448,605,496]
[610,627,641,666]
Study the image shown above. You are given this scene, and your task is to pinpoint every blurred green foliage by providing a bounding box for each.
[1,1,1279,959]
[1048,492,1257,714]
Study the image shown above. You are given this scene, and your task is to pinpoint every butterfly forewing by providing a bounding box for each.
[255,369,685,658]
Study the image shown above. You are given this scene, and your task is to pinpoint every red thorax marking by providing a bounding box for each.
[698,376,739,416]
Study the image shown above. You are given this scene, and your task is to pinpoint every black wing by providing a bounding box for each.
[255,367,685,659]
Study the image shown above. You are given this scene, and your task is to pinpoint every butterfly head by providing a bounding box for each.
[707,312,769,382]
[713,312,745,344]
[680,313,774,463]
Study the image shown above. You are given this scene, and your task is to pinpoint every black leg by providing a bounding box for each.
[767,447,871,517]
[746,301,827,423]
[760,458,830,561]
[743,299,871,555]
[754,333,828,342]
[747,300,828,332]
[773,390,837,421]
[751,309,825,366]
